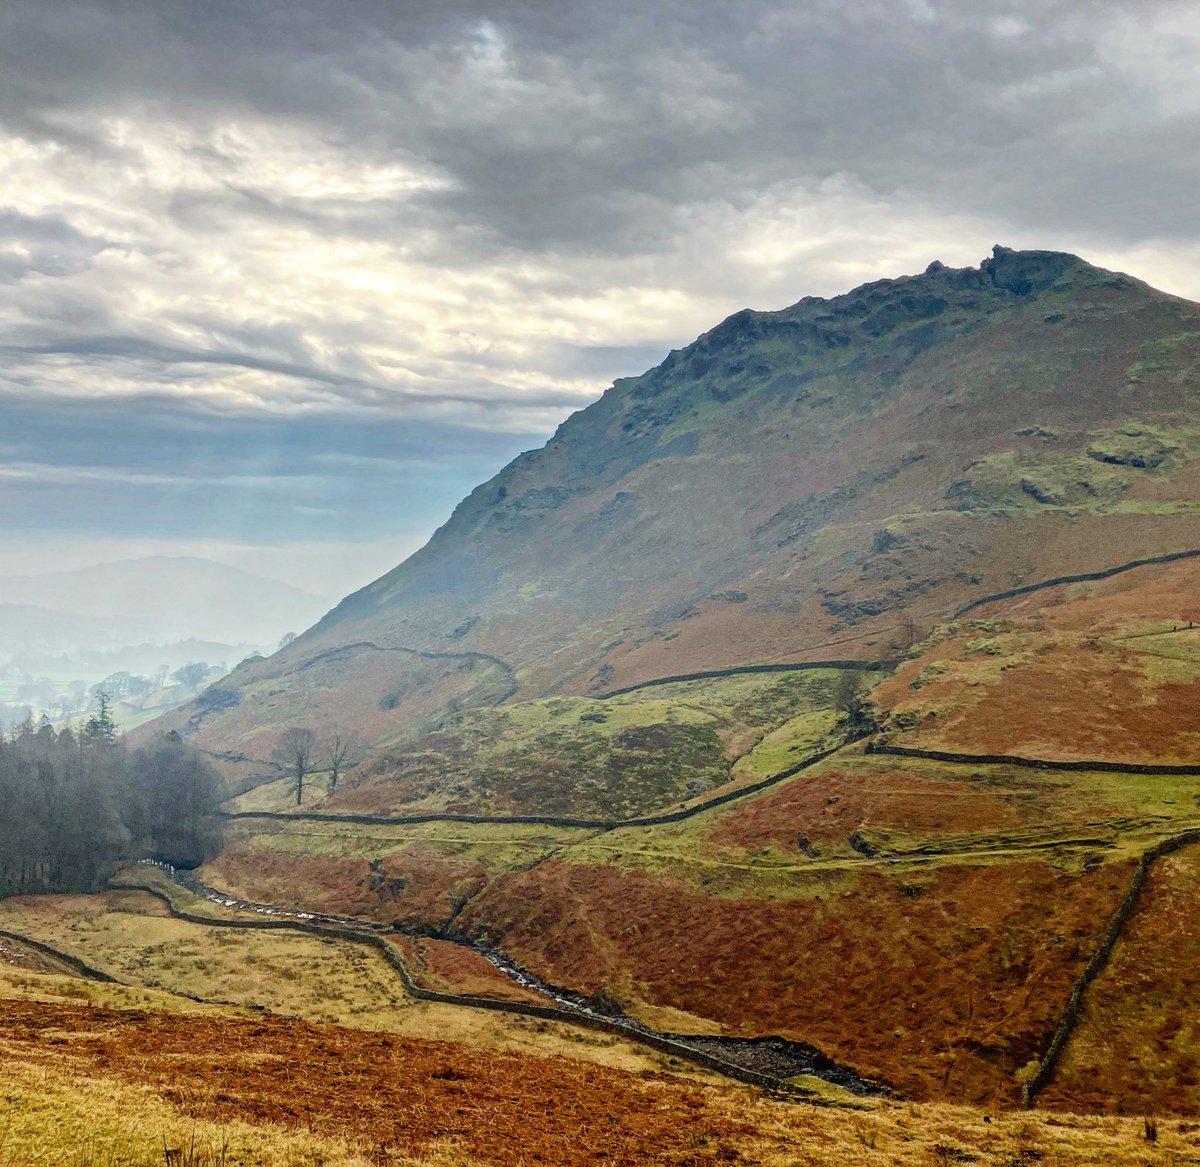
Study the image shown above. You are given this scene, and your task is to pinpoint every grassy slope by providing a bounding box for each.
[449,786,1136,1104]
[206,743,1168,1105]
[0,888,711,1080]
[873,555,1200,763]
[276,669,847,819]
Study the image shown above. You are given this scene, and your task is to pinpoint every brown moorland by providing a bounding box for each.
[0,998,755,1167]
[391,933,546,1002]
[5,994,1200,1166]
[874,556,1200,763]
[194,719,1200,1115]
[0,890,708,1081]
[1041,842,1200,1115]
[204,840,499,929]
[707,762,1023,851]
[454,857,1133,1105]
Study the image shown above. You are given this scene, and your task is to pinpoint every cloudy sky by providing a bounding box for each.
[2,0,1199,596]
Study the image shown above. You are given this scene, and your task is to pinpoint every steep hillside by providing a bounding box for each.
[158,246,1200,773]
[873,553,1200,764]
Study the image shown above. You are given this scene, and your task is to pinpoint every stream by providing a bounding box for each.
[134,860,883,1096]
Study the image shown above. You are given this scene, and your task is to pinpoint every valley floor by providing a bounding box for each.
[184,558,1200,1114]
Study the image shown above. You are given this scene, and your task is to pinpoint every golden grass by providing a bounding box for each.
[223,771,336,814]
[0,892,718,1081]
[221,816,590,866]
[0,893,418,1023]
[0,962,223,1016]
[725,1096,1200,1166]
[109,867,270,921]
[0,1055,476,1167]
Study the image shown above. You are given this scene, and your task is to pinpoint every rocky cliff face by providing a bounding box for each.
[154,247,1200,767]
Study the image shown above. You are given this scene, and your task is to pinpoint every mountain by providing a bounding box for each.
[141,248,1200,1112]
[160,246,1200,763]
[0,556,332,648]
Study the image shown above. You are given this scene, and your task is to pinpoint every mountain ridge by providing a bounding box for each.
[154,245,1200,768]
[324,245,1134,629]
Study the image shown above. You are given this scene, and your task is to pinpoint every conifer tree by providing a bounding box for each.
[83,691,117,744]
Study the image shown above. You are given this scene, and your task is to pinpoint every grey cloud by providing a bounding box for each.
[3,0,1195,256]
[543,342,673,380]
[0,394,540,541]
[0,0,1197,572]
[0,209,113,282]
[0,335,591,413]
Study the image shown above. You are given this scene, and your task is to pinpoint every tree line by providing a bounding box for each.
[0,660,227,727]
[0,697,224,897]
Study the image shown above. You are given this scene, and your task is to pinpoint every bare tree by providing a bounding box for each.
[833,670,861,715]
[324,727,361,795]
[833,671,876,739]
[271,727,315,806]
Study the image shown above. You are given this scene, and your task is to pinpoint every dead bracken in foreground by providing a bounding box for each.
[0,998,754,1166]
[2,997,1198,1167]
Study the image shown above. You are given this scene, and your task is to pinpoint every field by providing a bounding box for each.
[0,888,702,1080]
[192,562,1200,1114]
[873,556,1200,764]
[204,744,1161,1104]
[1042,840,1200,1115]
[1,983,1196,1166]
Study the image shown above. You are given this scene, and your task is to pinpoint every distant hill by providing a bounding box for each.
[0,556,332,648]
[156,246,1200,764]
[0,603,119,654]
